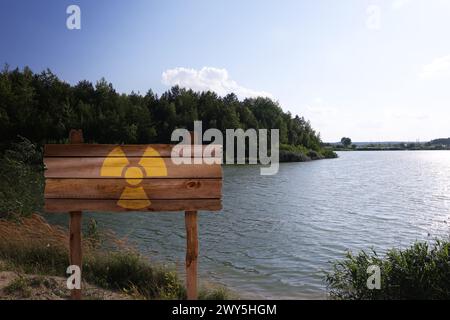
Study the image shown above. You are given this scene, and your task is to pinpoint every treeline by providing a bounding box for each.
[429,138,450,146]
[0,66,335,159]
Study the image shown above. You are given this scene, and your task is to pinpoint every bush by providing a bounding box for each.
[279,144,337,162]
[0,136,44,219]
[83,251,185,299]
[280,144,310,162]
[326,241,450,300]
[321,148,338,159]
[3,276,32,298]
[306,150,324,160]
[279,150,310,162]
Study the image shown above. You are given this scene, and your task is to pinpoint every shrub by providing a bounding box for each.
[199,287,232,300]
[3,276,32,298]
[83,251,185,299]
[279,144,337,162]
[306,150,324,160]
[279,144,309,162]
[279,150,310,162]
[325,241,450,300]
[321,148,338,159]
[0,136,44,219]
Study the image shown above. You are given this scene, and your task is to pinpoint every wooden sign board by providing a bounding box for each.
[43,132,222,300]
[44,144,222,212]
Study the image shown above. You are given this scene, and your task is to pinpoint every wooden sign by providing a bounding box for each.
[43,130,223,300]
[44,144,222,212]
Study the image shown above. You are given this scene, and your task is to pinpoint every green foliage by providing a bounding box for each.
[85,218,102,249]
[0,66,327,157]
[430,138,450,146]
[83,251,186,299]
[198,287,232,300]
[279,150,310,162]
[0,137,44,219]
[321,148,338,159]
[279,144,337,162]
[306,150,323,160]
[3,275,32,298]
[0,239,68,276]
[340,137,352,148]
[0,215,229,300]
[0,238,230,300]
[326,241,450,300]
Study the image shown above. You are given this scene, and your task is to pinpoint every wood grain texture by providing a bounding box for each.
[44,142,222,213]
[185,211,198,300]
[44,157,222,179]
[45,178,222,200]
[69,130,83,300]
[69,211,82,300]
[45,199,222,212]
[45,144,222,158]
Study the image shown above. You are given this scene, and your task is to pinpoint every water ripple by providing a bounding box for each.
[44,151,450,299]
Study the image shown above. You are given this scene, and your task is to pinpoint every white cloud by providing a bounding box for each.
[306,104,338,116]
[392,0,412,10]
[366,5,382,31]
[161,67,272,100]
[385,108,429,121]
[420,54,450,79]
[305,98,338,116]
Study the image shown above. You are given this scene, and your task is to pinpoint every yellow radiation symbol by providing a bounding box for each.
[100,147,167,209]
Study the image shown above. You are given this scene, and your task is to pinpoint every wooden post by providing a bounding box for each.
[43,129,223,301]
[185,130,199,300]
[69,211,82,300]
[185,210,198,300]
[69,129,83,300]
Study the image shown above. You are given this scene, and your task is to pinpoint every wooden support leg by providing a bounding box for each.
[185,210,198,300]
[69,211,82,300]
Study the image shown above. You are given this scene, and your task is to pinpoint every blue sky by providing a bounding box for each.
[1,0,450,142]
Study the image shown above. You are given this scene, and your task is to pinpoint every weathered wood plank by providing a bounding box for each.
[185,211,198,300]
[69,211,82,300]
[68,130,83,300]
[44,144,222,158]
[45,178,222,200]
[44,157,222,179]
[45,199,222,212]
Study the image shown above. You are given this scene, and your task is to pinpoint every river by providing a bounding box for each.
[44,151,450,299]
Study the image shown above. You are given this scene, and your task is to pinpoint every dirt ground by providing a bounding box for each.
[0,271,132,300]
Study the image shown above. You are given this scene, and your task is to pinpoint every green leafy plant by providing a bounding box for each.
[326,241,450,300]
[4,275,32,298]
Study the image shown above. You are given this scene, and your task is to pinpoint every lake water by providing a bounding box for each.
[44,151,450,299]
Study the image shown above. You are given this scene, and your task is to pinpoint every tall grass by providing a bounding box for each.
[0,214,229,299]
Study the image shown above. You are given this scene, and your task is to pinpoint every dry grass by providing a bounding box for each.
[0,214,130,272]
[0,214,230,300]
[0,214,71,275]
[0,214,69,250]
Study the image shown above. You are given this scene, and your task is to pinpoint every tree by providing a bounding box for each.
[341,137,352,148]
[0,66,336,159]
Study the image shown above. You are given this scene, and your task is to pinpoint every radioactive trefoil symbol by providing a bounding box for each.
[100,147,167,209]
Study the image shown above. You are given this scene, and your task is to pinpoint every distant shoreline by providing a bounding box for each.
[335,148,450,152]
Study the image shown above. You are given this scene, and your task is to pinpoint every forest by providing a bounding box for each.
[0,66,336,161]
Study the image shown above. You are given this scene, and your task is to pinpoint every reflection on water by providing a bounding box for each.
[44,151,450,299]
